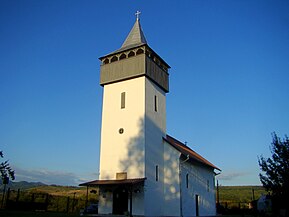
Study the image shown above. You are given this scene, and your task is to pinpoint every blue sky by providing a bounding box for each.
[1,0,289,186]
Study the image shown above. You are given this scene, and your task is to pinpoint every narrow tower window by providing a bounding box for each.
[154,95,158,112]
[121,92,126,109]
[155,165,159,181]
[186,173,189,188]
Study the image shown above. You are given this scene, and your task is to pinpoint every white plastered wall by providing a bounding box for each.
[163,140,181,216]
[181,162,216,216]
[144,78,166,216]
[99,77,146,180]
[98,77,168,216]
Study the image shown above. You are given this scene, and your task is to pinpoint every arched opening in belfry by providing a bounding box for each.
[103,58,109,64]
[153,56,159,65]
[128,51,135,58]
[136,48,144,55]
[145,49,151,57]
[119,53,126,60]
[150,55,156,62]
[111,56,118,62]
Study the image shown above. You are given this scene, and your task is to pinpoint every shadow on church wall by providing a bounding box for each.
[119,117,145,178]
[116,115,180,214]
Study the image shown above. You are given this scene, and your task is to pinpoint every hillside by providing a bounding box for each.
[2,182,266,202]
[0,181,89,198]
[0,181,46,191]
[29,185,266,202]
[218,185,266,203]
[28,185,88,198]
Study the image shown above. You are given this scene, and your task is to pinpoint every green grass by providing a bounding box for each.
[0,210,80,217]
[6,184,266,203]
[26,185,266,203]
[28,186,89,198]
[219,185,266,203]
[1,185,265,216]
[0,210,256,217]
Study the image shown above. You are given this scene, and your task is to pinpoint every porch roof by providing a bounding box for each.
[79,178,146,187]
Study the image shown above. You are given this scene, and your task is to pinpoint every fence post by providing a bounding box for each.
[56,197,59,212]
[85,186,88,211]
[5,188,11,208]
[16,189,20,203]
[66,196,70,213]
[72,192,76,213]
[45,193,49,211]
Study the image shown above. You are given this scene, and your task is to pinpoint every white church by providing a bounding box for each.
[80,13,220,217]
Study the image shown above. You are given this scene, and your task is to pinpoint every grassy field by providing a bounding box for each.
[0,210,257,217]
[21,184,267,202]
[219,185,266,203]
[0,210,80,217]
[1,184,266,216]
[0,185,98,214]
[27,185,89,198]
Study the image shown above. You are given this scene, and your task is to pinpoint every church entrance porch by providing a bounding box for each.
[79,178,146,217]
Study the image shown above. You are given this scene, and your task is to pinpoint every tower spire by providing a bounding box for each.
[120,11,147,50]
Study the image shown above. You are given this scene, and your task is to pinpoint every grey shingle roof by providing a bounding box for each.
[102,19,147,57]
[121,18,147,49]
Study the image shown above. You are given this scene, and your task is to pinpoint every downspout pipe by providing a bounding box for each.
[179,154,190,217]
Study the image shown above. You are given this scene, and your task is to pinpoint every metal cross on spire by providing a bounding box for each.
[135,10,141,20]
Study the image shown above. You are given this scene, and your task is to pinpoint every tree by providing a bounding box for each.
[258,132,289,212]
[0,150,15,184]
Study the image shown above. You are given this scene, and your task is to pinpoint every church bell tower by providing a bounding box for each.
[98,12,170,182]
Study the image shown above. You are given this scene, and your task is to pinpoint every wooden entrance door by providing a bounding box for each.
[113,187,128,214]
